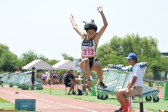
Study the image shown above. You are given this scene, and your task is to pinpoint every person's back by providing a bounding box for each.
[32,71,35,77]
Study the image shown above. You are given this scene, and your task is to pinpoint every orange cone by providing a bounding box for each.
[125,99,130,112]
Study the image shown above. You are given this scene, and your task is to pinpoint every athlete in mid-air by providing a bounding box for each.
[70,6,108,88]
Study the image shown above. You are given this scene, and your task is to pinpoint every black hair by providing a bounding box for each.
[83,19,97,32]
[32,67,35,70]
[132,58,137,63]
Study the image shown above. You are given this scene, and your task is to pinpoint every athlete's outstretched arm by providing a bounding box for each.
[95,6,108,40]
[70,14,85,36]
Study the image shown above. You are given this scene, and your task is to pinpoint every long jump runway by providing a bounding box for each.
[0,87,153,112]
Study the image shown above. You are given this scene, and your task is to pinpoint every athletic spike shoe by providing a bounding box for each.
[99,82,107,89]
[114,107,123,112]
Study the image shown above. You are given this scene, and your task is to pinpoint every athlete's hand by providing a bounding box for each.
[97,6,103,12]
[70,14,74,19]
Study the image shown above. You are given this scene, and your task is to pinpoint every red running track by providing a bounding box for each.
[0,86,154,112]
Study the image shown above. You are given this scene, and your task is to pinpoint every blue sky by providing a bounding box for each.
[0,0,167,60]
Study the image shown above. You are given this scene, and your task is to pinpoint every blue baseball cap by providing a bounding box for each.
[125,53,138,59]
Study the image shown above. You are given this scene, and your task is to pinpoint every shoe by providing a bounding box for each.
[123,107,127,112]
[86,81,92,87]
[99,82,107,89]
[114,107,123,112]
[67,93,71,95]
[72,91,76,95]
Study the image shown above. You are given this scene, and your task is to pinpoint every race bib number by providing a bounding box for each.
[82,47,95,57]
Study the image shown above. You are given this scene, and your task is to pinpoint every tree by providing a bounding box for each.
[20,50,48,67]
[96,43,122,68]
[47,59,58,66]
[109,36,123,56]
[96,33,168,77]
[0,43,20,72]
[0,44,9,56]
[61,53,75,61]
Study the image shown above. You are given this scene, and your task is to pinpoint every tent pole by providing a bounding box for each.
[50,84,51,95]
[50,69,52,95]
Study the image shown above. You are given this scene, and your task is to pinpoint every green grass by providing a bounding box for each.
[0,98,14,110]
[0,98,40,112]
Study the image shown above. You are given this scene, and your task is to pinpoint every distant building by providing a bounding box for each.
[161,52,168,57]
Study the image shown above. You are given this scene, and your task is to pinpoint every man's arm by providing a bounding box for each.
[127,76,137,90]
[126,82,130,88]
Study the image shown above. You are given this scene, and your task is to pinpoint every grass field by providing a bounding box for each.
[0,98,40,112]
[0,98,15,110]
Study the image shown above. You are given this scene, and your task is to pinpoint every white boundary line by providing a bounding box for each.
[0,90,98,112]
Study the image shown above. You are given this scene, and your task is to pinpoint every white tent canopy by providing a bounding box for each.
[22,59,54,70]
[52,60,77,70]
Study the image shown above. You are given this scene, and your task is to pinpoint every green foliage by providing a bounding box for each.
[0,98,10,103]
[56,69,69,74]
[97,33,168,79]
[61,53,75,61]
[46,59,58,66]
[0,43,20,72]
[144,72,154,79]
[19,50,49,67]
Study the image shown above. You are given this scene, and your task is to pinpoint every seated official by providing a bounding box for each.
[115,53,143,112]
[64,70,76,95]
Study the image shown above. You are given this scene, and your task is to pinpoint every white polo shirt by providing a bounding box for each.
[129,63,143,87]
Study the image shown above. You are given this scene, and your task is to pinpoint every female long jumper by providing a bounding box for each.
[70,6,108,88]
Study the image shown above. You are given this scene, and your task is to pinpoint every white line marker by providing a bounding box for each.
[44,100,54,103]
[56,103,98,112]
